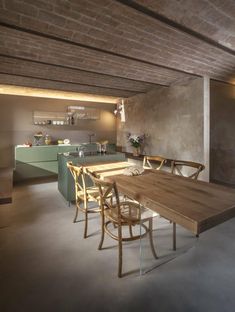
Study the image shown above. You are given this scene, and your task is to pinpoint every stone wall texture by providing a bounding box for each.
[210,80,235,185]
[117,77,204,167]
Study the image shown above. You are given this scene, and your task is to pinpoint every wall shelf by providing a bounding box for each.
[33,107,100,126]
[33,111,71,126]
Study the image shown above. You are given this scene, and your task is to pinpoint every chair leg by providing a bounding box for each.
[149,219,158,259]
[129,224,133,238]
[73,205,79,223]
[98,212,105,250]
[118,224,123,278]
[84,201,88,239]
[173,222,176,251]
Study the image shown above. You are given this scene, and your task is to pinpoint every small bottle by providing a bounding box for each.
[71,115,74,125]
[101,144,107,154]
[98,143,102,153]
[45,134,51,145]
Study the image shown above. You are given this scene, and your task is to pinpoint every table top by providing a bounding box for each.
[83,161,134,178]
[0,168,13,205]
[105,169,235,235]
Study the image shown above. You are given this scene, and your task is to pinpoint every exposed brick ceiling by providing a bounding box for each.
[0,0,234,98]
[135,0,235,51]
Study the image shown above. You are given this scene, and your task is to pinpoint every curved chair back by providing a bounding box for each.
[90,174,119,211]
[67,162,85,198]
[171,160,205,180]
[143,155,167,170]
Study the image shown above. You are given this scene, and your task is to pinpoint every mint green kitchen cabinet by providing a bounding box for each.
[14,145,79,182]
[14,144,117,182]
[15,146,59,162]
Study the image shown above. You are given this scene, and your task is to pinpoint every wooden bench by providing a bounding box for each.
[0,168,13,205]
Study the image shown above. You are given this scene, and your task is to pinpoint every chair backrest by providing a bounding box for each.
[89,174,121,214]
[171,160,205,180]
[67,162,85,197]
[143,155,167,170]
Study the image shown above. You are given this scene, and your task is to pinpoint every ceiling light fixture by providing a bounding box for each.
[114,99,126,122]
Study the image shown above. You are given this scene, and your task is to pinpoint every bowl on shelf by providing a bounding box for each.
[63,139,70,145]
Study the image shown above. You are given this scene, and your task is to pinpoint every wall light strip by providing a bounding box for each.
[0,84,122,104]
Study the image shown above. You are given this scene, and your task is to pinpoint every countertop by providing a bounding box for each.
[16,144,74,148]
[62,151,122,158]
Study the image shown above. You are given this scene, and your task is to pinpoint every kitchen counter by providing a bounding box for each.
[16,144,72,147]
[58,151,125,202]
[14,143,116,182]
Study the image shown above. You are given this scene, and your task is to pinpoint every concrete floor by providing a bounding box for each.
[1,181,235,312]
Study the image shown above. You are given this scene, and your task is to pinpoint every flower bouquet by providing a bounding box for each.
[127,133,145,156]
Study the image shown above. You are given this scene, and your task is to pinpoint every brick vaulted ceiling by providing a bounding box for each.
[0,0,234,98]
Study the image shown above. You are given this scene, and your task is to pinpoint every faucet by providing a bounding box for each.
[76,145,85,157]
[88,133,95,144]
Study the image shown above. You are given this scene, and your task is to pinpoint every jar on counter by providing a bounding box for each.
[45,134,51,145]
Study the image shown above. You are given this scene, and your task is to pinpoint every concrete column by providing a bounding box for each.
[203,76,210,182]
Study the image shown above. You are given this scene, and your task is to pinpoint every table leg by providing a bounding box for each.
[139,218,143,276]
[173,222,176,251]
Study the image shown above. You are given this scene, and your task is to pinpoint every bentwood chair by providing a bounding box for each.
[143,155,167,170]
[170,160,205,250]
[90,174,158,278]
[67,162,101,239]
[171,160,205,180]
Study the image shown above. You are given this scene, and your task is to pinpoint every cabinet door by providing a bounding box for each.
[14,161,58,182]
[58,146,77,154]
[15,147,59,162]
[32,161,58,173]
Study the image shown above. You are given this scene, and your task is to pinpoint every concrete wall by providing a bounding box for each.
[117,77,204,174]
[210,80,235,185]
[0,94,116,167]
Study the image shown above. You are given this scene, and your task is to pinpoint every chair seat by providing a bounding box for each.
[86,187,100,200]
[76,186,99,200]
[104,201,141,224]
[104,201,152,243]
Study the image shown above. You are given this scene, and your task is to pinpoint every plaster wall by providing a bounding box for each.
[0,94,116,167]
[117,78,204,175]
[210,81,235,185]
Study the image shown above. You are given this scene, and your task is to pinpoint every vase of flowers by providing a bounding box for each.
[132,146,141,157]
[127,133,145,156]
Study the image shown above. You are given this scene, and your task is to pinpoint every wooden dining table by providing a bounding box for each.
[84,161,235,273]
[109,170,235,236]
[84,162,235,237]
[83,161,135,178]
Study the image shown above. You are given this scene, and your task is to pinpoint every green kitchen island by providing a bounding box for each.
[58,150,126,202]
